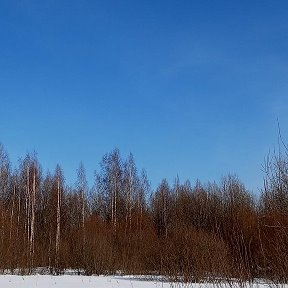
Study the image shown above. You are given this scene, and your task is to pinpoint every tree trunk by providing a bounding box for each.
[29,170,36,271]
[55,177,61,273]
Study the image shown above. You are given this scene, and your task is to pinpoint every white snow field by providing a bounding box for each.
[0,275,285,288]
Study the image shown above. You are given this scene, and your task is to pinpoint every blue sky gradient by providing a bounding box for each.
[1,1,288,192]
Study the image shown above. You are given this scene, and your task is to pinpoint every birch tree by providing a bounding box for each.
[95,149,123,234]
[0,144,11,267]
[0,143,10,203]
[152,179,171,238]
[136,169,149,237]
[54,165,64,274]
[17,153,41,272]
[123,153,137,232]
[76,162,88,259]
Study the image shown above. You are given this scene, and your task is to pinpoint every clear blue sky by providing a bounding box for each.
[1,0,288,192]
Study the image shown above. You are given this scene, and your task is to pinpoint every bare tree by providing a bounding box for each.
[136,169,149,237]
[54,165,64,274]
[152,179,172,238]
[123,153,137,232]
[76,162,88,263]
[95,149,123,234]
[0,143,10,202]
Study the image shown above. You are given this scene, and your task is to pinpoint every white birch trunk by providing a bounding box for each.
[26,166,30,267]
[81,188,85,255]
[9,184,16,242]
[16,187,21,239]
[29,169,36,269]
[55,177,61,272]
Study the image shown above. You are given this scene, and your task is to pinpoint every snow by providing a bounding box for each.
[0,274,285,288]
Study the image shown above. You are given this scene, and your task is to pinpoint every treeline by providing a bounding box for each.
[0,143,288,283]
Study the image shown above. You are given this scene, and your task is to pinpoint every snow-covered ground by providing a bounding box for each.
[0,274,285,288]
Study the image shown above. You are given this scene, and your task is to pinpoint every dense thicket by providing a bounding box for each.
[0,143,288,283]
